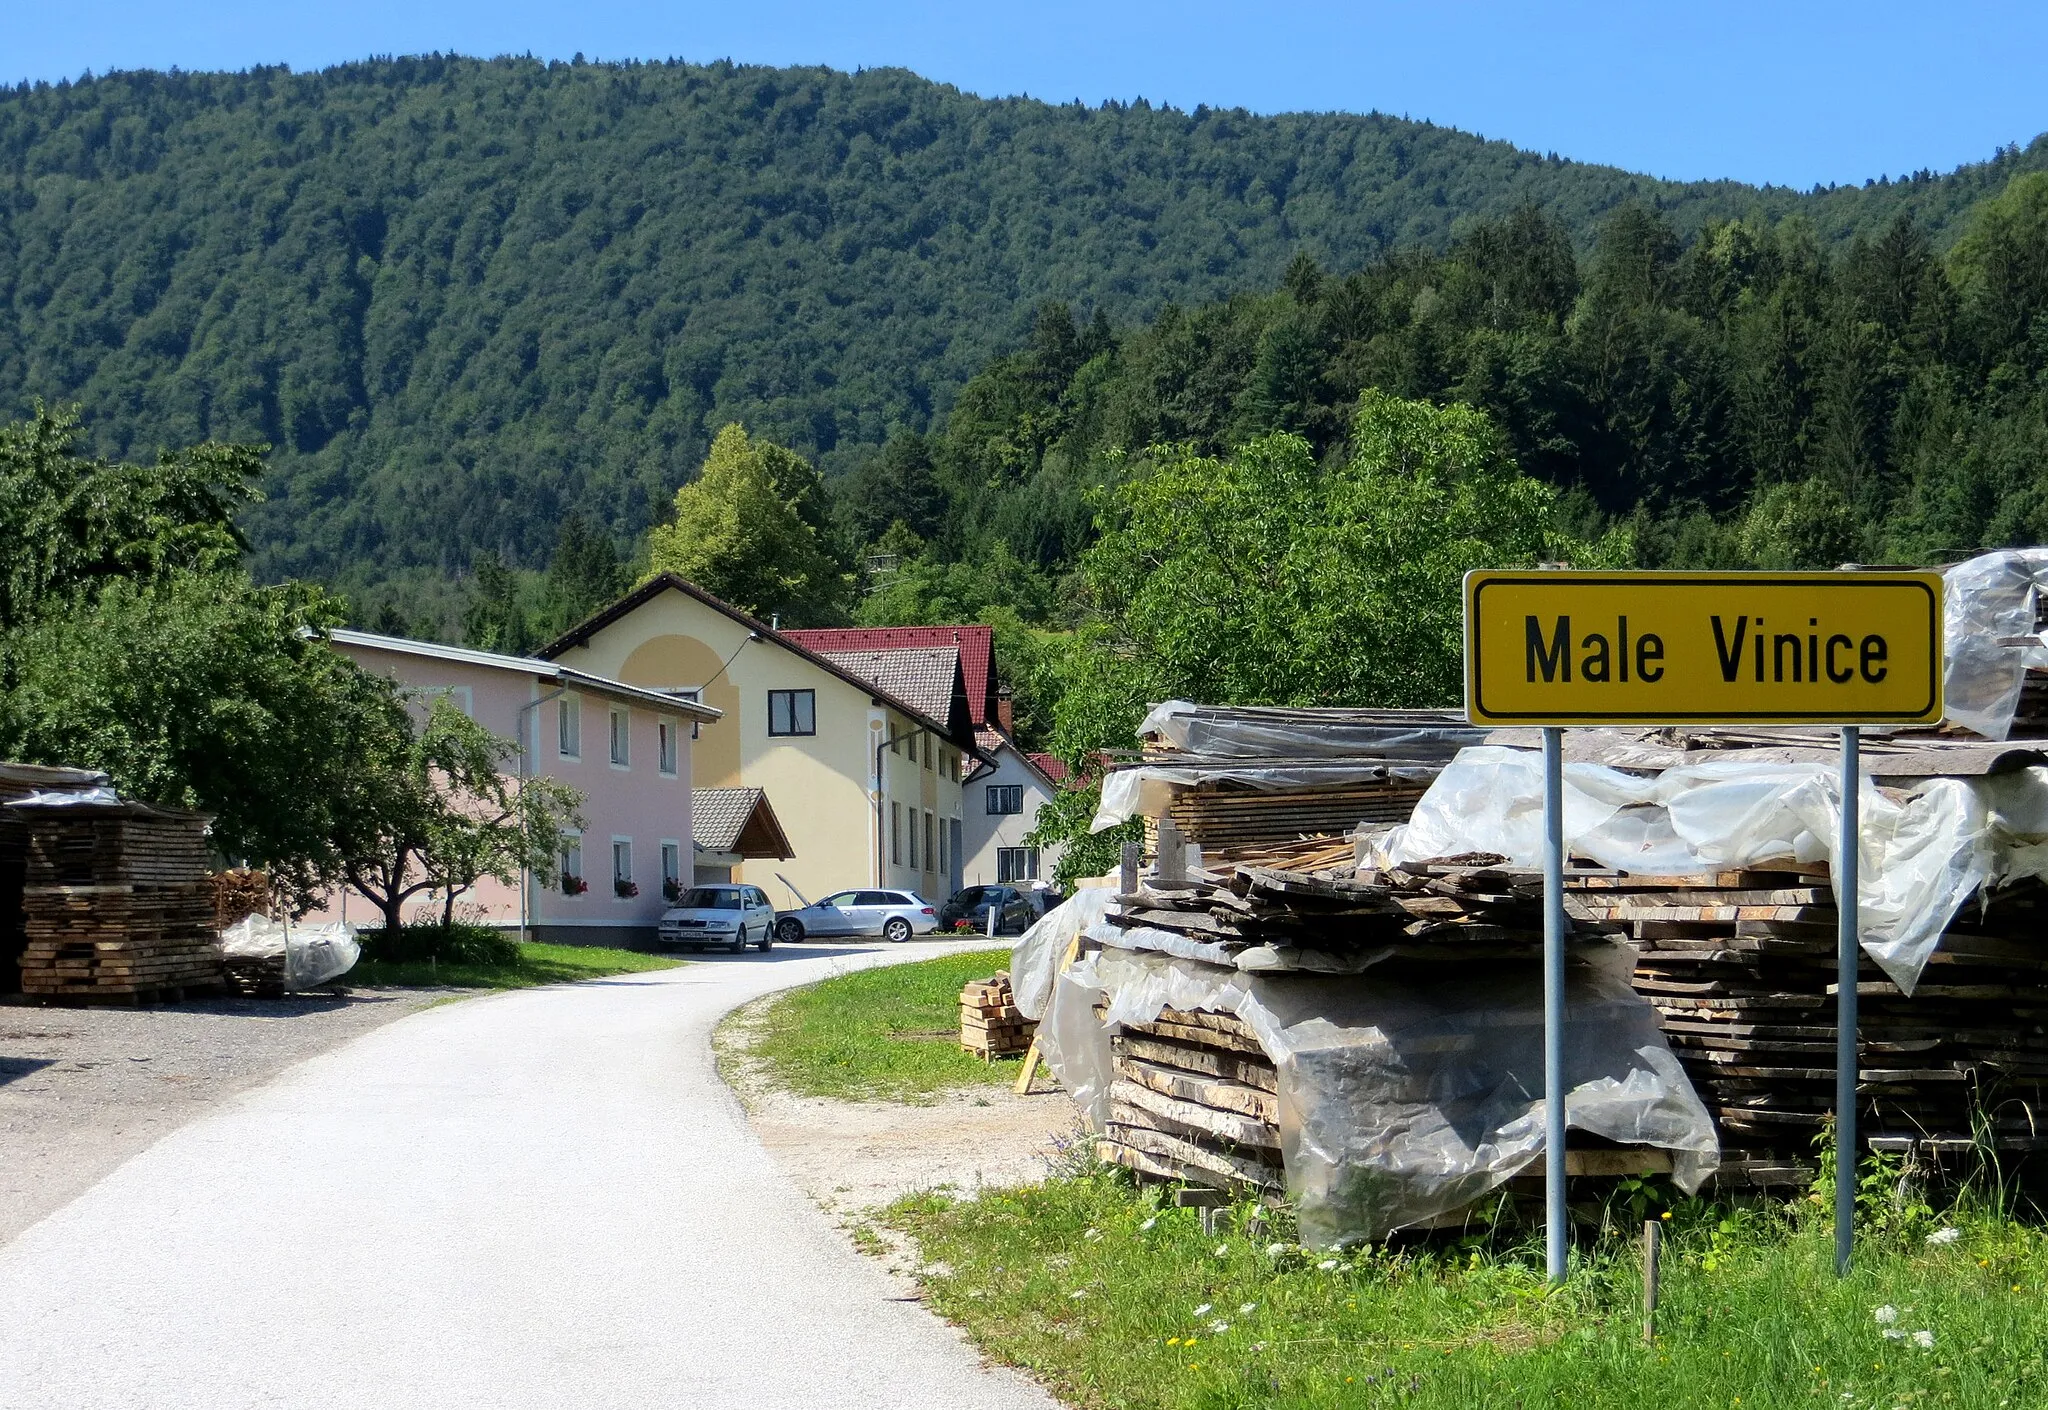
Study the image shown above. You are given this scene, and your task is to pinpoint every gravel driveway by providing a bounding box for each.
[0,988,450,1246]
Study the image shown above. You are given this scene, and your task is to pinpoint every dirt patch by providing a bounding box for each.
[0,986,455,1246]
[718,994,1080,1217]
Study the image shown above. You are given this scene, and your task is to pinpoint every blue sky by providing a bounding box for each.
[10,1,2045,189]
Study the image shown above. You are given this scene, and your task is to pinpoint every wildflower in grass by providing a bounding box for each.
[1265,1242,1289,1258]
[1882,1330,1905,1342]
[1874,1306,1899,1325]
[1194,1304,1212,1316]
[1214,1243,1229,1256]
[1252,1341,1267,1352]
[1239,1302,1257,1314]
[1912,1330,1934,1350]
[1140,1217,1157,1231]
[1069,1289,1088,1299]
[1210,1320,1230,1334]
[1083,1228,1102,1242]
[1926,1227,1961,1247]
[1319,1259,1340,1271]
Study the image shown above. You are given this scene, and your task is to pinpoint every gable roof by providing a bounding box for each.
[815,646,965,727]
[535,574,985,755]
[691,787,794,859]
[782,626,997,726]
[330,628,721,720]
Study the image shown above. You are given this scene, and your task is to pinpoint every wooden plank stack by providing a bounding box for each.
[959,972,1036,1059]
[1164,783,1431,856]
[1572,868,2048,1181]
[15,804,223,1004]
[1097,1005,1285,1197]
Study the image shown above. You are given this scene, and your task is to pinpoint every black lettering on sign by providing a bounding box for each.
[1773,633,1802,683]
[1526,616,1570,683]
[1711,616,1748,682]
[1580,631,1611,682]
[1861,635,1888,683]
[1636,634,1665,682]
[1826,634,1854,683]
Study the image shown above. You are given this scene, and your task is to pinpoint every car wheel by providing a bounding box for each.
[756,926,773,952]
[883,917,912,944]
[776,917,805,944]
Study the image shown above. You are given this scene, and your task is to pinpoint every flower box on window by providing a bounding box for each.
[561,874,589,896]
[614,878,640,899]
[662,878,684,903]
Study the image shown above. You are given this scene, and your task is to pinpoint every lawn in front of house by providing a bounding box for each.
[884,1167,2048,1410]
[747,949,1022,1102]
[349,940,682,991]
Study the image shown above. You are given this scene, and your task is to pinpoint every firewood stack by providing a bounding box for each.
[1572,869,2048,1181]
[211,868,272,931]
[12,799,223,1004]
[959,972,1036,1059]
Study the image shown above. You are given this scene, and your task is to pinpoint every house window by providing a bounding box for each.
[924,811,935,873]
[923,732,933,770]
[658,719,679,776]
[559,833,584,895]
[768,689,815,736]
[610,708,630,767]
[612,838,634,898]
[558,694,581,758]
[890,802,902,865]
[998,847,1040,883]
[986,784,1024,815]
[908,805,920,869]
[661,840,682,897]
[937,818,947,874]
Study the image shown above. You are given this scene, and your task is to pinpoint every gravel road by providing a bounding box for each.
[0,988,449,1246]
[0,941,1057,1410]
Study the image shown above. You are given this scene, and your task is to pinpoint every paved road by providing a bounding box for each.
[0,943,1059,1410]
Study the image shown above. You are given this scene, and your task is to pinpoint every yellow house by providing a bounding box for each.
[539,574,983,908]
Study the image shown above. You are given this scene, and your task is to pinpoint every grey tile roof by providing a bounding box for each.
[816,646,960,723]
[692,788,768,854]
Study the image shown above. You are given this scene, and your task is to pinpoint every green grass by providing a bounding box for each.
[884,1169,2048,1409]
[747,950,1022,1102]
[348,940,682,990]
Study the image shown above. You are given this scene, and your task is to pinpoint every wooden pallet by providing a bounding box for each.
[961,973,1037,1058]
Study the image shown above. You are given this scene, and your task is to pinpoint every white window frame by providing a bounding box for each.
[609,707,630,769]
[558,693,582,760]
[406,684,474,718]
[997,846,1040,883]
[922,732,933,770]
[658,718,679,776]
[612,837,634,900]
[660,839,682,891]
[986,784,1024,815]
[559,831,584,894]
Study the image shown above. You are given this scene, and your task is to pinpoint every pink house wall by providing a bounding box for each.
[302,642,696,945]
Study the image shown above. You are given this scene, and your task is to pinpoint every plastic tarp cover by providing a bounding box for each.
[219,916,362,991]
[1093,761,1444,832]
[1139,701,1485,762]
[1030,935,1716,1246]
[1011,888,1112,1021]
[1366,746,2048,994]
[1941,549,2048,742]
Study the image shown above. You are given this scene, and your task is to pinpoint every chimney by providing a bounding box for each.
[996,686,1014,735]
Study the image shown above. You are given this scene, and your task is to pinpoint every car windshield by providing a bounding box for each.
[678,887,743,910]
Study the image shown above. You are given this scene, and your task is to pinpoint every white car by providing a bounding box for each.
[657,884,777,953]
[772,886,939,944]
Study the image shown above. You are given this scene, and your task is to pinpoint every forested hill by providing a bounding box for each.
[2,55,2044,588]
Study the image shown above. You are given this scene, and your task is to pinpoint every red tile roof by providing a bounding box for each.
[1027,753,1073,786]
[782,626,997,726]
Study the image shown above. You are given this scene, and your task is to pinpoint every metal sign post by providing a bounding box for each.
[1460,568,1942,1286]
[1542,726,1568,1283]
[1835,726,1861,1275]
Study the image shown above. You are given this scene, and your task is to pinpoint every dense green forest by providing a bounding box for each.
[849,178,2048,625]
[3,56,2045,608]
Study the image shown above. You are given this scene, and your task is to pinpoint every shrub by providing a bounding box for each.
[356,921,521,966]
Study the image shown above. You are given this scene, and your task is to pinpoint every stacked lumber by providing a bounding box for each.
[1164,783,1430,856]
[959,972,1035,1058]
[15,805,221,1003]
[1573,869,2048,1179]
[1097,1005,1285,1197]
[221,943,287,998]
[1108,856,1610,970]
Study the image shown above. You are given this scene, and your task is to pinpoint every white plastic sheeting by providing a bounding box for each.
[1941,549,2048,741]
[219,916,362,991]
[1137,701,1482,761]
[1365,745,2048,994]
[1022,917,1717,1246]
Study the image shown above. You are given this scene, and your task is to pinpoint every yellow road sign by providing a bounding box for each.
[1463,570,1944,725]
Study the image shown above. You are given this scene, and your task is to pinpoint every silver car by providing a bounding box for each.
[772,886,938,944]
[657,884,777,953]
